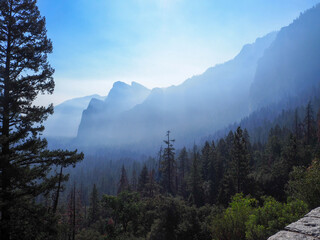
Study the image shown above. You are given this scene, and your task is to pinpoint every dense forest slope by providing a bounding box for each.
[250,5,320,110]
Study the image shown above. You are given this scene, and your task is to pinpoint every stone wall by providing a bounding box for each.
[268,207,320,240]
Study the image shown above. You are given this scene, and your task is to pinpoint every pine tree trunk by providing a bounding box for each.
[1,2,13,238]
[72,185,76,240]
[53,166,64,214]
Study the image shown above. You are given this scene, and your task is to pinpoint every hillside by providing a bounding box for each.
[44,94,104,138]
[75,32,277,150]
[250,5,320,110]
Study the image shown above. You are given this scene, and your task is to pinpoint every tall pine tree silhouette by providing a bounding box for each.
[160,131,176,195]
[0,1,83,239]
[230,127,250,194]
[118,165,129,194]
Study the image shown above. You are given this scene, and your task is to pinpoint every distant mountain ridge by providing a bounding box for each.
[44,94,104,138]
[77,81,151,140]
[45,3,320,156]
[250,4,320,110]
[75,31,277,150]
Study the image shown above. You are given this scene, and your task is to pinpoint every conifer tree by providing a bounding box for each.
[317,107,320,144]
[88,184,100,225]
[156,145,163,182]
[230,127,250,194]
[117,165,129,194]
[67,184,84,240]
[188,145,203,206]
[208,141,221,203]
[201,141,211,181]
[282,134,300,168]
[0,1,83,239]
[177,147,188,197]
[160,131,176,195]
[131,169,137,191]
[147,169,157,197]
[304,101,316,145]
[138,164,149,196]
[294,108,303,139]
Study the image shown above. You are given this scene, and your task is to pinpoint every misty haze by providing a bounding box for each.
[1,1,320,240]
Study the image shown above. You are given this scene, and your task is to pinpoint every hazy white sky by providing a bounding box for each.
[36,0,320,106]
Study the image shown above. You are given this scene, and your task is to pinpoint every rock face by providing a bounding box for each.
[249,4,320,110]
[44,94,104,138]
[268,207,320,240]
[75,32,276,149]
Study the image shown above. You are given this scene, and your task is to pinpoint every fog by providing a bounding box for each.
[45,32,275,154]
[44,5,320,157]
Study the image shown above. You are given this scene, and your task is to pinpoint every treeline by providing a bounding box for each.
[207,91,320,144]
[54,101,320,239]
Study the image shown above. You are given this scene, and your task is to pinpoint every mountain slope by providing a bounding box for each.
[77,81,151,140]
[76,32,277,150]
[250,4,320,110]
[44,94,104,138]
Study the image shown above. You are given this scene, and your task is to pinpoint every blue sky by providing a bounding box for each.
[36,0,320,105]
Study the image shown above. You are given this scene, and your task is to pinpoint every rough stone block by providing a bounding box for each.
[306,208,320,218]
[268,230,319,240]
[285,217,320,237]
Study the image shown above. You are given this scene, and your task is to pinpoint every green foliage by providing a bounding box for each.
[288,159,320,209]
[75,228,104,240]
[230,127,251,194]
[160,131,177,195]
[188,146,204,207]
[10,200,58,240]
[245,197,307,240]
[138,164,149,195]
[104,191,142,233]
[211,194,307,240]
[58,102,320,239]
[117,165,130,194]
[146,196,212,240]
[211,194,257,240]
[88,184,100,225]
[0,1,83,239]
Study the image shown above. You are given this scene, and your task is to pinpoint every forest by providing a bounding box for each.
[53,101,320,240]
[1,1,320,240]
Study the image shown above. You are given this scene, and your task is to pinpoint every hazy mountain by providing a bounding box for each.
[44,94,104,138]
[76,32,277,150]
[250,4,320,110]
[77,81,151,140]
[48,4,320,156]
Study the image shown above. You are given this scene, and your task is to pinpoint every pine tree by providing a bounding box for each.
[138,164,149,196]
[282,134,300,168]
[208,141,221,204]
[317,107,320,144]
[188,145,203,207]
[88,184,100,225]
[304,101,316,145]
[52,166,66,214]
[156,145,163,182]
[0,1,83,239]
[201,141,211,181]
[131,169,137,191]
[177,147,188,197]
[294,108,303,139]
[66,184,84,240]
[230,127,251,194]
[147,169,157,197]
[117,165,129,194]
[160,131,176,195]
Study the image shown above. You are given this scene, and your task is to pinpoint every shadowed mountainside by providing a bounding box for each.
[76,32,277,150]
